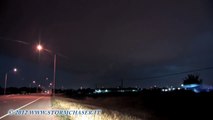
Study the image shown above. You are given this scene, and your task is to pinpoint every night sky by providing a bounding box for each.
[1,0,213,89]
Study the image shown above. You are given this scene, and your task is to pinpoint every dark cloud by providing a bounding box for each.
[1,0,213,89]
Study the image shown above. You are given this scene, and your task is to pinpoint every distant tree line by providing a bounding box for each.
[0,87,41,95]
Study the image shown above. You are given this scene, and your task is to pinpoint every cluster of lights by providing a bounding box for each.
[94,89,109,94]
[162,87,181,92]
[4,44,55,95]
[118,90,124,92]
[94,89,138,94]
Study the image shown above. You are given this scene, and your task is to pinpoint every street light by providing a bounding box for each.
[32,80,38,93]
[37,84,41,93]
[36,44,57,97]
[13,68,17,72]
[4,68,18,95]
[32,81,40,93]
[36,44,43,51]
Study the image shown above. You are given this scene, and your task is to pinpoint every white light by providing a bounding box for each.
[94,89,102,93]
[178,87,181,90]
[165,89,168,92]
[181,84,184,87]
[13,68,17,72]
[132,89,137,92]
[162,89,165,92]
[168,88,171,91]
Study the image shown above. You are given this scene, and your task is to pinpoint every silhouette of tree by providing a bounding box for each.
[183,74,202,85]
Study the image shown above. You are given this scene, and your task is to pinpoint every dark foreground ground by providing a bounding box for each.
[65,90,213,120]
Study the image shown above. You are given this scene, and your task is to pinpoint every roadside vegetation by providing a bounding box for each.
[52,97,140,120]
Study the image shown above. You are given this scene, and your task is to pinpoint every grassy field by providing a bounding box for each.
[52,97,142,120]
[53,91,213,120]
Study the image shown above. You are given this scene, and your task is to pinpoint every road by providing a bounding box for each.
[0,94,58,120]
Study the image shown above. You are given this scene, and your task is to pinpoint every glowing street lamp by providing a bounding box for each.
[4,68,18,95]
[36,44,43,51]
[13,68,17,72]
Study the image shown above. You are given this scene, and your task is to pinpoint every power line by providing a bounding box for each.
[132,66,213,81]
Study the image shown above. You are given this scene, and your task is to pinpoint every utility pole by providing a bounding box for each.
[53,54,56,97]
[4,73,8,95]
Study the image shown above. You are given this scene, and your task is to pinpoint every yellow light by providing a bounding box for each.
[37,44,43,51]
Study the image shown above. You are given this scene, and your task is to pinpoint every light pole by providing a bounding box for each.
[32,80,36,93]
[37,84,41,93]
[36,44,57,97]
[4,68,18,95]
[53,54,56,97]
